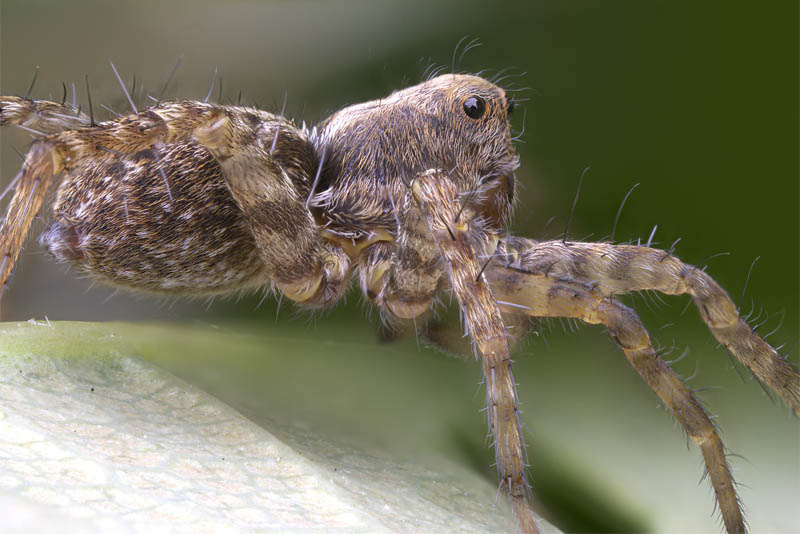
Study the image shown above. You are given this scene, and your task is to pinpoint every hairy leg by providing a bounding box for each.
[496,237,800,415]
[192,109,350,306]
[421,314,538,359]
[1,96,90,134]
[0,142,61,300]
[486,265,746,534]
[411,170,539,534]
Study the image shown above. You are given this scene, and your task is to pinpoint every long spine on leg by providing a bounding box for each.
[0,141,61,300]
[412,172,538,534]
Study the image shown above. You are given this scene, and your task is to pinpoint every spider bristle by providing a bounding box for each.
[203,67,218,104]
[100,103,122,118]
[254,286,272,311]
[108,59,138,114]
[699,464,710,485]
[562,166,590,245]
[737,255,761,313]
[753,373,778,405]
[762,309,787,341]
[779,339,800,361]
[683,361,701,383]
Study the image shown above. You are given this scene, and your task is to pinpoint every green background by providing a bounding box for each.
[1,1,798,532]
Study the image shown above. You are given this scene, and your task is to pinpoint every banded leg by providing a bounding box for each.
[1,96,90,134]
[0,142,62,299]
[486,265,746,534]
[411,170,539,534]
[193,110,350,306]
[497,237,800,416]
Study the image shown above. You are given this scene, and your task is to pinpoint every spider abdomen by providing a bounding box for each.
[43,141,267,294]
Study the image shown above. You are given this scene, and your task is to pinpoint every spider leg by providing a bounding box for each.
[193,109,350,306]
[0,141,62,300]
[357,225,534,358]
[411,170,539,534]
[0,96,90,297]
[486,265,746,534]
[496,237,800,416]
[421,314,538,359]
[1,96,91,134]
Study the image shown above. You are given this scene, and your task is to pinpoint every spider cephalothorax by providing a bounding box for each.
[311,74,519,234]
[1,69,798,534]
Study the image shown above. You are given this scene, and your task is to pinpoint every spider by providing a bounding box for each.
[0,64,798,534]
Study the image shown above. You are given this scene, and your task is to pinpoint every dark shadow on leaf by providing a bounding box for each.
[449,424,650,533]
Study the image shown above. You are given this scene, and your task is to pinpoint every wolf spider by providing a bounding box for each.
[0,64,798,534]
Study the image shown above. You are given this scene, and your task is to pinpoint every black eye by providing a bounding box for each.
[463,96,486,119]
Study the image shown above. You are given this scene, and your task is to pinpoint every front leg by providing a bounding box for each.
[410,170,539,534]
[496,237,800,415]
[484,265,745,533]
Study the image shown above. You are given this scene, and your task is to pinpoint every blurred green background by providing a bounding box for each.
[1,1,798,532]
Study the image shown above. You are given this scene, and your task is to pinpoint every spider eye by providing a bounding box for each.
[463,96,486,119]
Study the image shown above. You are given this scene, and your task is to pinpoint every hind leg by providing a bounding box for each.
[0,96,90,299]
[1,96,91,134]
[0,141,62,300]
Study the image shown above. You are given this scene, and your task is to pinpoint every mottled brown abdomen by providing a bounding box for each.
[41,141,268,294]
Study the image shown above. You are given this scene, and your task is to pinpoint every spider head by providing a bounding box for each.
[419,74,518,185]
[420,74,520,229]
[314,73,519,229]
